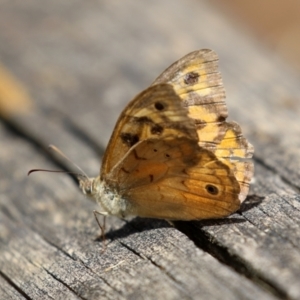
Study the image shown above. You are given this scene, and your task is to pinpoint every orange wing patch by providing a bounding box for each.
[108,138,240,220]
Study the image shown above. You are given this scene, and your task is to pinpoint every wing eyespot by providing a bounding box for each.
[217,115,226,123]
[151,124,164,135]
[154,102,165,111]
[184,72,200,85]
[120,132,139,147]
[205,184,219,195]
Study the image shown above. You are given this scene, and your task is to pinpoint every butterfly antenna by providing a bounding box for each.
[27,169,82,177]
[48,144,89,179]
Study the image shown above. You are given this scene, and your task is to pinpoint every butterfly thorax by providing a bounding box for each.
[79,176,130,217]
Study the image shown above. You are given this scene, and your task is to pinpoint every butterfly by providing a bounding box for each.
[79,49,254,221]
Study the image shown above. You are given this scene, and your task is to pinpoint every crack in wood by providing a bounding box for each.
[254,156,300,194]
[41,267,85,300]
[119,241,191,298]
[174,222,289,299]
[0,270,32,300]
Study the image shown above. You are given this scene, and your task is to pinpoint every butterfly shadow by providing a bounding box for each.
[173,216,245,233]
[173,194,264,239]
[96,217,172,243]
[96,194,264,244]
[237,194,264,214]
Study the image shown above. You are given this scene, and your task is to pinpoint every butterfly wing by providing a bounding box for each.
[106,138,240,220]
[101,84,198,178]
[152,49,254,202]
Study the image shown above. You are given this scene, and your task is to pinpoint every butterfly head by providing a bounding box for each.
[78,175,130,217]
[78,175,98,197]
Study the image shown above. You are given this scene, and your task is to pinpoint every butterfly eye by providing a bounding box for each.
[85,181,94,194]
[154,102,165,111]
[85,186,92,194]
[205,184,219,195]
[81,181,93,195]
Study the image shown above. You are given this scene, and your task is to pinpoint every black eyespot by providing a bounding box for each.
[153,149,158,152]
[165,153,170,158]
[149,174,154,182]
[217,115,226,123]
[184,72,200,85]
[155,102,165,111]
[151,124,164,135]
[120,132,139,147]
[206,184,219,195]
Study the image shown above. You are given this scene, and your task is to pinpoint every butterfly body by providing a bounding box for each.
[80,176,129,218]
[79,49,254,221]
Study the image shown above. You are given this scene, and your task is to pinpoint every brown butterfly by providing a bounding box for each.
[79,49,254,221]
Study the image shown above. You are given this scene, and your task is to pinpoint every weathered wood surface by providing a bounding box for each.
[0,0,300,299]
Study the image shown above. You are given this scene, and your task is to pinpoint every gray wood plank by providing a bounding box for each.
[0,274,27,300]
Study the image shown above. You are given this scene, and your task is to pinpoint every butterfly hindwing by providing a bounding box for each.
[106,138,240,220]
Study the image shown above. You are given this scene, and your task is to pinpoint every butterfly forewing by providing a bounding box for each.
[152,49,228,146]
[101,84,198,178]
[152,49,254,202]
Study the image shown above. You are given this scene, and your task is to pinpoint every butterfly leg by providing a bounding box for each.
[93,210,108,250]
[166,220,174,227]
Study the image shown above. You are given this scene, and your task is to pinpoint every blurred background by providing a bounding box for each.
[214,0,300,72]
[0,0,299,151]
[0,0,299,166]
